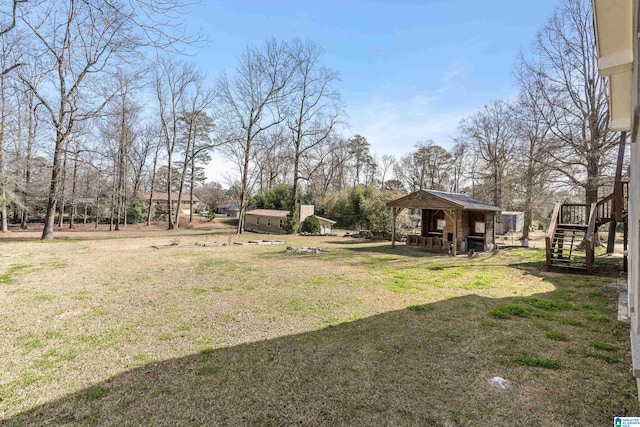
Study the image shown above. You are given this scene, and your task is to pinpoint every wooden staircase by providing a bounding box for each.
[546,180,628,274]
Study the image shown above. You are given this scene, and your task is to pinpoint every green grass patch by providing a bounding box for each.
[201,346,215,354]
[133,353,153,366]
[196,365,219,376]
[16,334,44,350]
[512,354,562,369]
[589,341,618,352]
[489,304,530,319]
[526,298,573,311]
[563,319,585,327]
[407,304,434,313]
[85,385,109,401]
[191,287,208,294]
[459,274,493,289]
[0,264,32,284]
[585,314,609,323]
[545,331,569,341]
[480,321,499,328]
[586,352,619,363]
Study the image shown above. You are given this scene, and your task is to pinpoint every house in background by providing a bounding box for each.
[216,201,240,218]
[140,192,200,215]
[243,205,336,234]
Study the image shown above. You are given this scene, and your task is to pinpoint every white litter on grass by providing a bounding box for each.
[487,376,510,389]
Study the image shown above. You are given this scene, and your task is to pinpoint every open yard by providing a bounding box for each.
[0,220,638,426]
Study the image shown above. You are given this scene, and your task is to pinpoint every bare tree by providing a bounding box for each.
[286,39,343,224]
[458,100,517,207]
[154,56,197,229]
[394,141,452,192]
[19,0,202,240]
[449,141,467,193]
[378,154,395,190]
[174,76,215,226]
[520,0,617,206]
[512,62,558,238]
[217,39,295,234]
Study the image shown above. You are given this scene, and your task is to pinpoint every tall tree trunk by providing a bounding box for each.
[41,131,66,240]
[189,140,196,223]
[166,152,175,229]
[237,128,252,235]
[109,160,117,231]
[57,144,69,228]
[0,72,7,233]
[21,92,35,230]
[95,196,100,230]
[147,144,160,226]
[69,148,79,229]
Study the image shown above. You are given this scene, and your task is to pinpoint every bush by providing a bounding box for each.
[300,215,321,234]
[126,197,149,224]
[283,205,299,234]
[206,207,216,221]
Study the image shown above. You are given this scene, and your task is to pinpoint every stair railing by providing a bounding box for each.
[596,192,614,224]
[546,202,562,272]
[584,202,597,274]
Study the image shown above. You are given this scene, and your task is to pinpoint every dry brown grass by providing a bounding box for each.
[0,219,638,425]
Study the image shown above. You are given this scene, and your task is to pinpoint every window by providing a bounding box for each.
[267,218,271,227]
[256,217,260,225]
[279,219,283,228]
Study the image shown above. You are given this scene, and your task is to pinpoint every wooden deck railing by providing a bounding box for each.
[546,180,627,274]
[596,193,614,224]
[560,203,589,226]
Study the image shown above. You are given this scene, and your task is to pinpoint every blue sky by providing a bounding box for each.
[186,0,560,182]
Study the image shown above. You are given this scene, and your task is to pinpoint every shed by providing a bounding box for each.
[500,211,524,234]
[386,189,502,255]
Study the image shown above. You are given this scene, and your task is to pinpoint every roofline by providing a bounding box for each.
[386,189,465,209]
[386,189,501,211]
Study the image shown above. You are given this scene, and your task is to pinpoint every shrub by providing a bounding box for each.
[126,197,149,224]
[301,215,321,234]
[283,205,300,234]
[206,207,216,221]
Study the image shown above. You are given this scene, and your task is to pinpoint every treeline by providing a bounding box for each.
[247,0,625,237]
[0,0,626,239]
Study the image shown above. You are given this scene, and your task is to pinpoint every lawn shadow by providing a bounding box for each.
[3,272,636,426]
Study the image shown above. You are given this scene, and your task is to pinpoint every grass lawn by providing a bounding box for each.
[0,220,638,425]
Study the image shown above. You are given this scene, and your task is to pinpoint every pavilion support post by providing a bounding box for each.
[493,213,497,251]
[391,207,403,248]
[392,207,396,248]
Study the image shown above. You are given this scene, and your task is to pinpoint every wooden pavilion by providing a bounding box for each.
[386,190,502,255]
